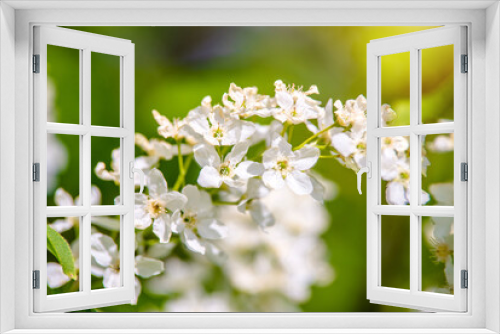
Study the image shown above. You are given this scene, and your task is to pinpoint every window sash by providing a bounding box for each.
[366,26,468,312]
[32,26,136,313]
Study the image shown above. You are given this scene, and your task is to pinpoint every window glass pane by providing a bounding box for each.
[47,134,80,206]
[381,215,410,290]
[91,215,122,290]
[380,136,410,205]
[47,216,80,295]
[421,45,454,124]
[381,52,410,127]
[91,52,120,127]
[47,45,80,124]
[421,216,454,294]
[91,137,121,205]
[421,134,454,206]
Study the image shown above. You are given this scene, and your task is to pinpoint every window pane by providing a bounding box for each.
[421,134,454,206]
[47,45,80,124]
[421,216,454,294]
[91,137,121,205]
[421,45,454,124]
[47,134,80,206]
[91,52,120,127]
[91,215,122,290]
[380,136,410,205]
[381,52,410,127]
[381,215,410,290]
[47,216,80,295]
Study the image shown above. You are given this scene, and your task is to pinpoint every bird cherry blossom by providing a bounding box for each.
[272,80,321,124]
[171,185,228,255]
[262,136,320,195]
[194,141,263,189]
[134,168,187,243]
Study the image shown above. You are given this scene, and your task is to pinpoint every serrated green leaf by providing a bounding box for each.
[47,225,76,280]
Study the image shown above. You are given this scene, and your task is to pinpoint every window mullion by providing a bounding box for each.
[81,47,92,293]
[409,47,420,294]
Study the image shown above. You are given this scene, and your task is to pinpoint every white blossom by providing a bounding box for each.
[222,83,276,118]
[272,80,321,124]
[134,169,187,244]
[152,109,198,144]
[172,185,228,255]
[194,141,263,189]
[262,136,320,195]
[186,97,255,146]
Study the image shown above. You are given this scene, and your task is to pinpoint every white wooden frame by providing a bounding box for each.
[0,1,499,333]
[366,26,467,312]
[32,26,136,312]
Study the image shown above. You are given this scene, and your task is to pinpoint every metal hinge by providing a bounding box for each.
[461,54,468,73]
[461,270,468,289]
[33,54,40,73]
[33,163,40,182]
[461,162,468,181]
[32,270,40,289]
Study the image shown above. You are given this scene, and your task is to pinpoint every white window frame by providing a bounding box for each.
[0,1,499,333]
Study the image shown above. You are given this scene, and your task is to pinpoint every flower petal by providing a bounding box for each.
[429,183,454,205]
[134,196,152,230]
[235,161,264,179]
[386,182,408,205]
[197,218,228,239]
[147,168,168,199]
[248,200,275,229]
[134,156,160,170]
[182,229,206,254]
[49,219,74,233]
[262,147,280,169]
[331,133,356,157]
[432,217,454,240]
[103,268,121,288]
[90,233,119,268]
[286,170,313,195]
[262,170,285,190]
[292,146,320,170]
[225,141,250,164]
[274,136,293,156]
[276,91,294,110]
[194,143,220,168]
[135,256,165,278]
[182,185,213,214]
[162,191,188,212]
[47,262,71,288]
[132,277,142,305]
[246,178,269,199]
[91,216,120,231]
[90,186,102,206]
[55,188,74,206]
[153,214,172,243]
[197,166,223,188]
[171,210,184,234]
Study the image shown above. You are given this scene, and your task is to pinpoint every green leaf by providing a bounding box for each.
[47,225,76,280]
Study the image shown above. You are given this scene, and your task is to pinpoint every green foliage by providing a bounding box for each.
[47,225,77,280]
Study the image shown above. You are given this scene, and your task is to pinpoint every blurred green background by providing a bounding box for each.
[47,26,455,312]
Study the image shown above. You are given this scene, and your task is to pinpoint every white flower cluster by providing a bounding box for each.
[46,80,455,309]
